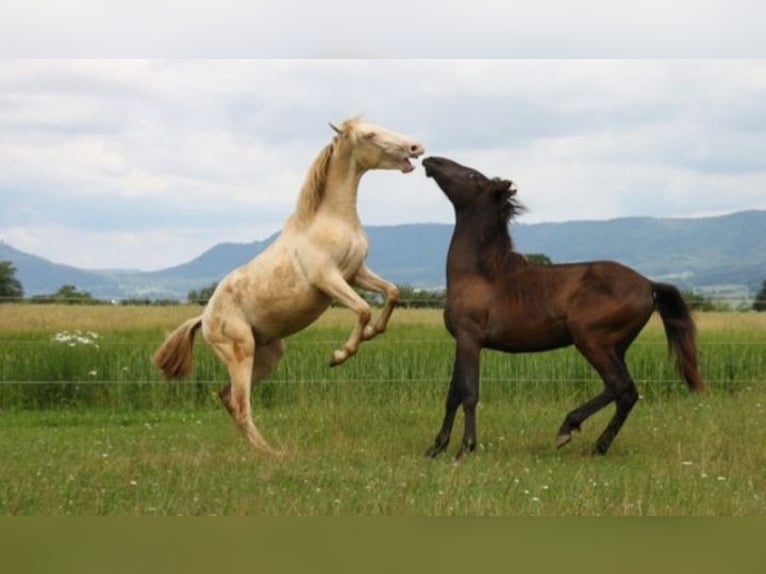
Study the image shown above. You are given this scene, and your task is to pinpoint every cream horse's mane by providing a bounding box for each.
[292,141,334,224]
[292,116,362,224]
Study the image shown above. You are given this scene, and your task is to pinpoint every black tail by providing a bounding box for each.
[652,283,705,391]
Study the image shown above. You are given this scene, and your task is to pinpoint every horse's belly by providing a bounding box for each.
[489,332,573,353]
[206,253,333,341]
[487,316,573,353]
[251,288,332,340]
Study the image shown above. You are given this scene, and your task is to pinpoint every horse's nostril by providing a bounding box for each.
[411,144,422,154]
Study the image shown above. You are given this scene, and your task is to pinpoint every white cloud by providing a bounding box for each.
[1,59,766,269]
[4,1,766,58]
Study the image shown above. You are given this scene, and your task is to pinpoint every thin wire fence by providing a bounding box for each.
[1,304,764,405]
[2,337,764,386]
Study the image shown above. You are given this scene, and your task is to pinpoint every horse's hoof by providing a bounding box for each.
[362,325,378,340]
[425,442,448,458]
[252,443,285,459]
[591,442,610,456]
[329,350,346,367]
[555,433,572,449]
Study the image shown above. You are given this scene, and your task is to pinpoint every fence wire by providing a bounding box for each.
[1,377,765,386]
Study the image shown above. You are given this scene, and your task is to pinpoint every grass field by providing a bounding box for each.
[1,305,765,515]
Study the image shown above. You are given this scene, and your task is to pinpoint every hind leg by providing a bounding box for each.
[251,339,285,382]
[591,357,639,454]
[557,345,639,454]
[206,321,282,456]
[556,389,614,449]
[217,338,285,419]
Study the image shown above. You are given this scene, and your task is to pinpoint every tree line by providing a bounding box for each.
[2,259,766,311]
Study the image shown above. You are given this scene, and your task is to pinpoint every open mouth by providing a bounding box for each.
[399,145,425,173]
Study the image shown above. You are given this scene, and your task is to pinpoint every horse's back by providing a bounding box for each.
[558,260,654,307]
[514,260,651,299]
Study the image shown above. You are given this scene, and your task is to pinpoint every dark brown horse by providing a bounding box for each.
[422,156,704,459]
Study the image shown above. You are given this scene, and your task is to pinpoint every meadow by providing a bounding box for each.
[0,304,765,515]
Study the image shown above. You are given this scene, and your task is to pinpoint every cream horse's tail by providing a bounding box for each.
[153,316,203,379]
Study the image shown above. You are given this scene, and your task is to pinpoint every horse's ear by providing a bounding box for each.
[329,122,342,134]
[490,179,517,207]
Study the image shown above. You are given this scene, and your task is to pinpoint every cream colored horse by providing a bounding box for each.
[153,117,424,455]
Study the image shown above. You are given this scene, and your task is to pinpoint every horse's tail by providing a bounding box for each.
[652,283,705,392]
[153,316,203,379]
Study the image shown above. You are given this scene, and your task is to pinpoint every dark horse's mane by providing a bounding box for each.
[477,189,525,276]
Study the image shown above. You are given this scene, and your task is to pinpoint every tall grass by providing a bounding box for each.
[1,305,764,515]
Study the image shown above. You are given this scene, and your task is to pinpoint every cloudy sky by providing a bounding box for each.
[2,3,766,270]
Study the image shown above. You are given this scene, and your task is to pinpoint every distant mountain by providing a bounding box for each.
[2,210,765,301]
[512,210,766,287]
[0,242,121,297]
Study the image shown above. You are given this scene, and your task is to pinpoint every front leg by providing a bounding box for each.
[454,337,481,460]
[425,372,461,458]
[426,336,481,460]
[312,268,373,367]
[352,264,399,341]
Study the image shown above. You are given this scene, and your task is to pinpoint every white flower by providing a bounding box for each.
[52,330,100,348]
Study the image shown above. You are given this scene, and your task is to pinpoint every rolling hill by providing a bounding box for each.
[2,210,764,301]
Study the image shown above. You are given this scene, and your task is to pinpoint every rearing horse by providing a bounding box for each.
[154,117,424,455]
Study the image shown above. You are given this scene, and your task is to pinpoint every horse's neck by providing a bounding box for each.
[448,218,515,277]
[319,153,365,224]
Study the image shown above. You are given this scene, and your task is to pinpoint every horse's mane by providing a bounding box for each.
[291,140,335,225]
[478,191,524,242]
[289,117,364,226]
[478,193,525,276]
[500,194,525,228]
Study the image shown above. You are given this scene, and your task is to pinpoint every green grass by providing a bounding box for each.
[0,306,765,515]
